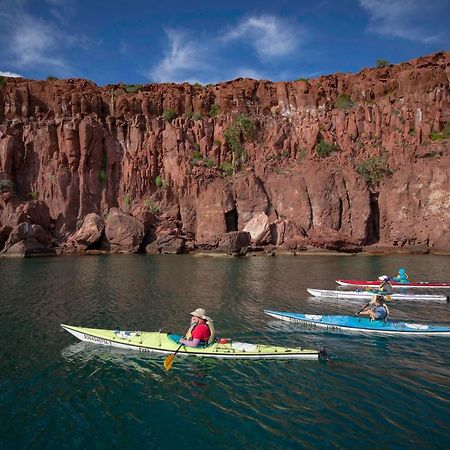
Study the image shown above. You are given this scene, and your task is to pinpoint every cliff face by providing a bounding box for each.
[0,51,449,255]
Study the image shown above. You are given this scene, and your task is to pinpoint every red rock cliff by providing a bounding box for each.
[0,51,449,255]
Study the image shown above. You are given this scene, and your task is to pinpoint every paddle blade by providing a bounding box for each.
[163,354,175,371]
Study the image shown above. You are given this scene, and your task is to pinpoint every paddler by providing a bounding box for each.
[377,275,393,295]
[392,268,409,284]
[179,308,215,347]
[357,295,389,321]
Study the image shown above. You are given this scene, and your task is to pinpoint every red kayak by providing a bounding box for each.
[336,279,450,289]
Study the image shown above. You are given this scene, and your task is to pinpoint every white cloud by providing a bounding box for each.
[149,29,214,83]
[10,14,69,68]
[149,15,306,84]
[222,15,301,59]
[0,2,85,74]
[231,68,267,80]
[359,0,444,43]
[0,71,23,78]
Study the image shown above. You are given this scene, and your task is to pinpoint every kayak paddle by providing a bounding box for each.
[163,323,194,371]
[163,343,184,371]
[355,299,373,316]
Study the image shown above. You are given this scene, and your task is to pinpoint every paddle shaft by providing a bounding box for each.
[356,301,371,315]
[163,323,195,370]
[172,342,184,357]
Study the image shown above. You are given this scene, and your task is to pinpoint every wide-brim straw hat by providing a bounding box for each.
[190,308,213,322]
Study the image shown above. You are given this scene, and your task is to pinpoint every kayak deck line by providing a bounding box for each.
[307,288,449,303]
[61,324,323,360]
[336,279,450,289]
[264,311,450,336]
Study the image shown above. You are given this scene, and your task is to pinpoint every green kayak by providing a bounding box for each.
[61,324,325,361]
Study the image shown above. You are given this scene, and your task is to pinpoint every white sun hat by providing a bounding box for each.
[190,308,213,321]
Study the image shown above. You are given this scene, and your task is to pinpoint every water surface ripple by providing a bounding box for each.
[1,254,449,449]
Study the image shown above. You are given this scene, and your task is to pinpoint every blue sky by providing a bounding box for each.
[0,0,449,85]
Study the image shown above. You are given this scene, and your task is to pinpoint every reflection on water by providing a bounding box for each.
[1,254,450,449]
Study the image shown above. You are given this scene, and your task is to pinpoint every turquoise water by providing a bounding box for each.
[1,254,449,449]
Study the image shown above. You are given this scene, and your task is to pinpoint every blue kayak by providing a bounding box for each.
[264,310,450,336]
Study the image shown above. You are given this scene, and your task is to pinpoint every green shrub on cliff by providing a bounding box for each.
[125,84,144,93]
[155,175,168,189]
[144,199,160,214]
[335,93,354,109]
[375,59,390,68]
[209,104,220,118]
[192,151,203,160]
[430,122,450,141]
[204,158,215,168]
[315,139,338,157]
[219,162,233,177]
[162,109,178,122]
[0,179,14,191]
[47,76,58,81]
[224,114,254,174]
[357,156,391,187]
[99,169,107,183]
[0,76,5,87]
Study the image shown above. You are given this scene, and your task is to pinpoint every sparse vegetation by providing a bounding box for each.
[28,191,39,200]
[430,122,450,141]
[155,175,168,189]
[144,199,160,214]
[162,109,178,122]
[335,93,354,109]
[375,59,390,68]
[125,84,144,93]
[224,114,254,174]
[213,139,221,146]
[47,76,58,81]
[193,143,200,151]
[193,112,202,120]
[0,76,5,87]
[295,77,309,82]
[296,148,307,162]
[99,169,106,183]
[192,151,203,160]
[357,156,392,187]
[185,110,193,118]
[0,179,14,191]
[219,161,233,177]
[99,153,107,183]
[204,158,215,168]
[209,104,220,118]
[124,195,131,206]
[315,139,339,157]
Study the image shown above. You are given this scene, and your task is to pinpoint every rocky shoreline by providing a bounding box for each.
[1,52,449,257]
